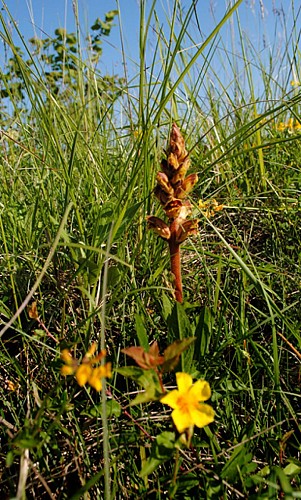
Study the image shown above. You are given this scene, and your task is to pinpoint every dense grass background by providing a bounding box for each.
[0,0,300,498]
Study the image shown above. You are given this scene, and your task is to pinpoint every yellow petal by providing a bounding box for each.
[61,349,73,364]
[88,369,103,392]
[190,404,215,429]
[76,364,92,386]
[86,343,97,358]
[189,379,211,402]
[161,389,180,409]
[61,365,75,376]
[176,372,193,393]
[104,362,112,378]
[171,407,194,433]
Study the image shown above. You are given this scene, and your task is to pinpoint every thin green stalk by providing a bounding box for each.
[169,448,180,499]
[99,225,114,500]
[0,213,21,328]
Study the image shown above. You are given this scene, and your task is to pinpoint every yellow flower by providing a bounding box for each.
[61,349,77,375]
[295,121,301,130]
[198,198,224,218]
[291,80,300,86]
[6,379,18,392]
[161,372,215,433]
[276,122,286,132]
[76,363,93,386]
[60,345,112,391]
[88,363,112,391]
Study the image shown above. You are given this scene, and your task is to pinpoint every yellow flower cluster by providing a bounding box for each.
[198,198,224,218]
[61,343,112,391]
[275,118,301,133]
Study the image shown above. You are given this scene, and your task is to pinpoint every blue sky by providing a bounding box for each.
[0,1,298,93]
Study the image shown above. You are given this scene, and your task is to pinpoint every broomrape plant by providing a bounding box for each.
[147,123,199,303]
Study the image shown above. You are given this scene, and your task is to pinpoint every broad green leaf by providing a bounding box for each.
[139,432,176,477]
[273,466,294,493]
[135,313,149,350]
[283,462,301,477]
[129,381,163,406]
[167,303,194,371]
[116,367,161,398]
[89,399,122,418]
[194,306,212,358]
[168,302,192,341]
[161,291,173,322]
[161,337,195,372]
[221,444,253,482]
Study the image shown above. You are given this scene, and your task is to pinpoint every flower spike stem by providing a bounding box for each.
[147,124,198,302]
[169,223,182,303]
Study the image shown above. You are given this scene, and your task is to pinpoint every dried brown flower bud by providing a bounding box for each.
[164,199,183,219]
[156,172,174,195]
[175,173,198,199]
[176,219,199,243]
[28,301,39,320]
[154,185,173,206]
[146,216,171,240]
[171,159,191,184]
[169,123,188,162]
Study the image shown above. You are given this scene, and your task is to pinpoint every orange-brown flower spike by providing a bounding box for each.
[147,123,199,302]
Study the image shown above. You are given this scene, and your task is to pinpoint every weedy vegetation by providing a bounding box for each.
[0,0,300,498]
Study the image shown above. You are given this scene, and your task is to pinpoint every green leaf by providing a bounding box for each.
[107,265,122,287]
[117,366,160,390]
[89,399,122,418]
[167,303,194,371]
[116,365,146,381]
[161,337,195,372]
[6,451,14,467]
[221,444,253,482]
[194,306,212,358]
[283,462,301,477]
[176,474,200,493]
[161,291,173,322]
[273,466,294,494]
[116,366,163,404]
[139,432,176,477]
[135,313,149,350]
[105,10,119,21]
[168,302,192,340]
[129,381,162,406]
